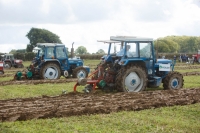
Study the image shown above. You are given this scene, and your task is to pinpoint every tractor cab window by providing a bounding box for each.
[56,47,66,58]
[139,42,152,58]
[38,48,45,58]
[46,47,54,58]
[110,43,123,54]
[126,43,137,57]
[116,42,137,57]
[10,56,14,60]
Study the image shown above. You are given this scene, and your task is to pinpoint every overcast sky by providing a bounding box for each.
[0,0,200,53]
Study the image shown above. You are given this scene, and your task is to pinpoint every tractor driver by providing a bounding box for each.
[126,45,134,57]
[117,45,134,57]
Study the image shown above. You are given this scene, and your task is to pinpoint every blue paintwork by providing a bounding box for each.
[148,76,162,87]
[131,79,136,85]
[103,40,174,88]
[104,55,114,63]
[35,44,90,76]
[173,80,178,87]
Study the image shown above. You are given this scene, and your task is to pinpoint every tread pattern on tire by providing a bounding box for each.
[72,66,88,78]
[40,62,61,79]
[163,71,184,90]
[115,64,147,92]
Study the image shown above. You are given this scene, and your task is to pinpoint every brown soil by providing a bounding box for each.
[0,88,199,122]
[0,79,77,86]
[175,65,200,69]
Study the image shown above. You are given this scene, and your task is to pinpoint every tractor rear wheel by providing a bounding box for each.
[116,65,147,92]
[72,66,88,78]
[40,63,61,79]
[4,62,11,69]
[163,71,184,90]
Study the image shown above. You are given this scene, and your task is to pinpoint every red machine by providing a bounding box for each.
[192,50,200,63]
[0,61,4,75]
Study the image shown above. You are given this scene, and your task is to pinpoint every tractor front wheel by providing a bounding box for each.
[163,71,184,90]
[72,67,88,78]
[40,63,61,79]
[116,65,147,92]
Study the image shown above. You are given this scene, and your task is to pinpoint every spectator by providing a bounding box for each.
[173,55,176,66]
[180,54,182,63]
[192,56,195,65]
[186,54,188,62]
[174,55,176,60]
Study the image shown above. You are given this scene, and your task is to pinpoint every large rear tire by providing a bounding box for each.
[72,66,88,78]
[163,71,184,90]
[40,63,61,79]
[116,65,147,92]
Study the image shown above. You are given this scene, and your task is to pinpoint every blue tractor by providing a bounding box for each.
[15,43,90,80]
[79,36,183,92]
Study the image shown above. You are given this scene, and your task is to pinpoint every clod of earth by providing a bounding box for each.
[0,88,199,122]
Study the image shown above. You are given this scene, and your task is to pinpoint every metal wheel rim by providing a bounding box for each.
[77,70,86,78]
[4,64,10,68]
[124,72,143,92]
[170,78,179,89]
[44,67,58,79]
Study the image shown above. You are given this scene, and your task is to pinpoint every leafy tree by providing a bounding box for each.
[96,49,105,54]
[16,49,26,53]
[9,49,17,54]
[75,46,87,55]
[26,28,62,52]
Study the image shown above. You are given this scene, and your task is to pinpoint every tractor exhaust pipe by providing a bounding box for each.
[71,42,74,58]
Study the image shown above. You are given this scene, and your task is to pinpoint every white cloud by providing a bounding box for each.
[0,0,200,53]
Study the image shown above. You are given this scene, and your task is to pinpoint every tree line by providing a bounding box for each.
[154,36,200,54]
[2,28,199,59]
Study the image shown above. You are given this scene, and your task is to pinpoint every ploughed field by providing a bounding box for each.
[0,61,200,122]
[0,88,199,122]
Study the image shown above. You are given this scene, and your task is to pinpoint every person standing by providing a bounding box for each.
[179,54,182,63]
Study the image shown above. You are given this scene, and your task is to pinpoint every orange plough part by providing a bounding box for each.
[73,65,104,92]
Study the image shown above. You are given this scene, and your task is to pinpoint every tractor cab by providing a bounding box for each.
[1,54,24,68]
[34,43,70,70]
[99,36,157,77]
[15,43,90,80]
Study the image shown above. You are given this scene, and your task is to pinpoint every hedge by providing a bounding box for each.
[13,52,35,61]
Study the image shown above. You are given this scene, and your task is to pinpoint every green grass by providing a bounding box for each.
[0,82,86,100]
[176,68,200,73]
[0,77,13,82]
[0,103,199,133]
[183,76,200,88]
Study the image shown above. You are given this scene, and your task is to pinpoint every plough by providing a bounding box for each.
[74,62,105,92]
